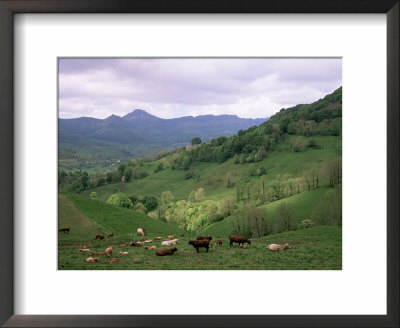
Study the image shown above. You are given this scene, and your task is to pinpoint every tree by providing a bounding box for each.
[106,171,114,184]
[134,202,146,214]
[254,146,266,161]
[219,196,235,216]
[97,177,106,187]
[312,187,342,226]
[188,190,196,202]
[194,188,206,202]
[161,191,174,205]
[191,137,202,145]
[107,193,133,209]
[225,172,234,188]
[80,171,89,190]
[275,203,295,232]
[279,116,291,133]
[124,167,133,182]
[245,206,268,238]
[292,137,306,152]
[257,167,267,176]
[143,196,158,212]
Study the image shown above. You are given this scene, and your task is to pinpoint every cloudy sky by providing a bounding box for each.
[58,58,341,119]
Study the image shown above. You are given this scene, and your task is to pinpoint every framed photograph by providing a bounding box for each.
[0,1,398,327]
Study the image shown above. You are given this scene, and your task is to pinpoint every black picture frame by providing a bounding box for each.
[0,1,398,327]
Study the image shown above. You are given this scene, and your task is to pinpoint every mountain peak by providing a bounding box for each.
[105,114,122,121]
[123,109,159,120]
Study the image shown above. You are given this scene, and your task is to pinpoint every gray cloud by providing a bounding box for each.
[58,58,341,119]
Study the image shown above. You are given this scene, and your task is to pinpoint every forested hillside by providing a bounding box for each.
[59,109,268,172]
[59,87,342,238]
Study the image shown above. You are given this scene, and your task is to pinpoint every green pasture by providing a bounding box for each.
[58,195,341,270]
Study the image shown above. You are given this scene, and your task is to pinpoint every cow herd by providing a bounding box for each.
[60,226,292,265]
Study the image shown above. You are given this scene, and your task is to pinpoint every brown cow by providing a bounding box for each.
[229,235,251,247]
[130,242,143,247]
[58,226,70,233]
[86,257,99,263]
[197,235,212,241]
[110,258,121,264]
[156,248,178,256]
[189,240,210,253]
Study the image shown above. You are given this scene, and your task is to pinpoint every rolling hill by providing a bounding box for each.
[59,110,268,172]
[58,87,342,270]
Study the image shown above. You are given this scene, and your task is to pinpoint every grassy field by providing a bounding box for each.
[80,135,341,202]
[58,195,341,270]
[201,187,330,236]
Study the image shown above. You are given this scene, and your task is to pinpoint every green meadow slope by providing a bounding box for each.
[200,187,329,236]
[81,135,341,203]
[59,195,190,247]
[58,195,341,270]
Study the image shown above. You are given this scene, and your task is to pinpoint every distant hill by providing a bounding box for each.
[59,110,268,171]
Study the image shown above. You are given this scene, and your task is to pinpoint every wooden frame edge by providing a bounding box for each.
[0,0,398,327]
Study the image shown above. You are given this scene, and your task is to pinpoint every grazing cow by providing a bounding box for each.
[95,234,105,240]
[107,233,114,238]
[58,226,70,233]
[130,242,143,247]
[139,237,147,242]
[216,238,223,246]
[105,246,113,257]
[267,243,291,252]
[119,243,130,248]
[161,239,178,246]
[239,245,247,249]
[144,246,157,250]
[154,237,162,240]
[118,251,129,256]
[168,235,176,239]
[144,239,153,243]
[229,235,251,247]
[78,249,91,253]
[86,257,99,263]
[197,235,212,241]
[110,258,121,264]
[188,240,210,253]
[91,252,106,256]
[180,234,185,237]
[137,228,146,236]
[156,248,178,256]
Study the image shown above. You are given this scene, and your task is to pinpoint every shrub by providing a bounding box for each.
[257,167,267,176]
[134,202,146,214]
[292,137,306,152]
[90,192,97,200]
[154,162,165,173]
[300,219,314,229]
[307,139,321,149]
[107,193,133,209]
[143,196,158,212]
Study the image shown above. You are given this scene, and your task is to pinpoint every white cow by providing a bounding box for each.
[161,239,179,246]
[137,228,146,236]
[267,243,291,251]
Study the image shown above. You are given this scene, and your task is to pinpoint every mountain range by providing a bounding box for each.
[59,110,269,171]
